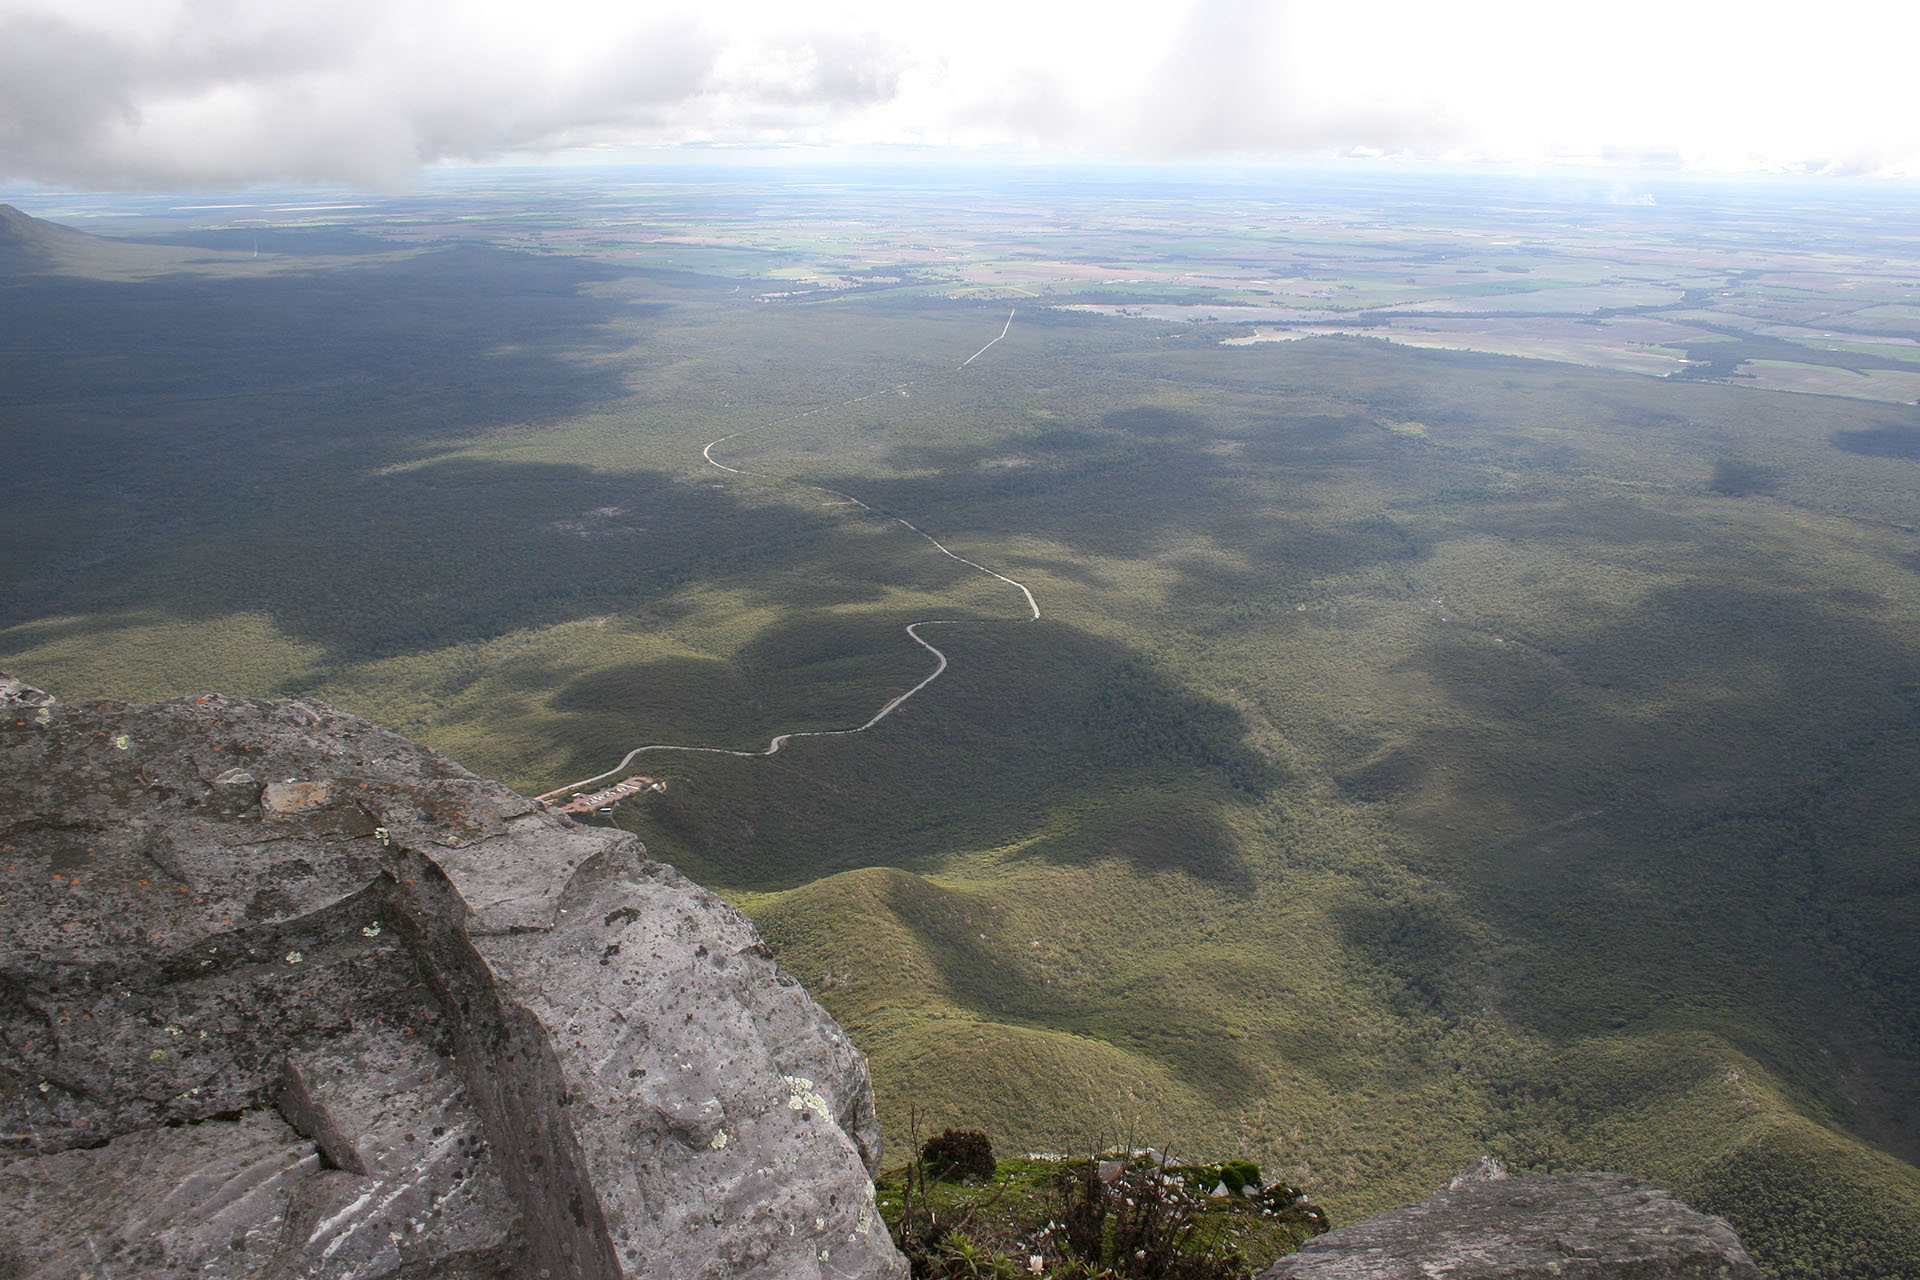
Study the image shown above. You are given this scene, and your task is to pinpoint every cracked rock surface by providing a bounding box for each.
[0,677,904,1279]
[1259,1160,1759,1280]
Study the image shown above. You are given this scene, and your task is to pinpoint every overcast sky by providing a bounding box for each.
[3,0,1916,190]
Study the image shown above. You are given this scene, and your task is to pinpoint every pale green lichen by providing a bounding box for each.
[709,1129,730,1150]
[34,707,51,726]
[285,951,304,965]
[112,733,130,750]
[784,1075,834,1124]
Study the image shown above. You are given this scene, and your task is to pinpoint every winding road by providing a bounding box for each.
[535,309,1037,803]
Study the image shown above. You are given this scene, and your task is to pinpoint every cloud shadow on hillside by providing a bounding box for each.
[1833,424,1920,460]
[0,242,693,632]
[627,618,1276,891]
[1341,561,1920,1142]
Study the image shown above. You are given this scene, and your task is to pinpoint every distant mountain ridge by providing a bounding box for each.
[0,203,250,276]
[0,203,111,267]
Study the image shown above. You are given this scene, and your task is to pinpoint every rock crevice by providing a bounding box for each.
[381,845,625,1280]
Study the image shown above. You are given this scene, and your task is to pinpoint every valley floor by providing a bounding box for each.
[4,168,1918,1277]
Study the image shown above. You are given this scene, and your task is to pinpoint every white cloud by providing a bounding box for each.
[2,0,1916,189]
[0,0,721,187]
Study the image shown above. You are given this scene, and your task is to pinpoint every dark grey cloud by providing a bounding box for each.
[0,1,888,189]
[0,2,415,186]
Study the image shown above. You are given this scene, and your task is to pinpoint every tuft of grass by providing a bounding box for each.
[879,1151,1326,1279]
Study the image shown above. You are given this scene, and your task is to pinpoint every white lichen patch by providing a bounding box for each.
[285,951,304,965]
[362,922,382,938]
[784,1075,834,1124]
[709,1129,730,1150]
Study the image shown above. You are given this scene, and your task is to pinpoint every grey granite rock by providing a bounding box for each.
[1259,1166,1759,1280]
[0,681,904,1279]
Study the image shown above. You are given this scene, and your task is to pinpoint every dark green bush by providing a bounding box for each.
[922,1129,996,1183]
[1172,1161,1261,1197]
[1220,1161,1261,1195]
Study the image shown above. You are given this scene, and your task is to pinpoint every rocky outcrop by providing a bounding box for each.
[0,677,904,1279]
[1259,1158,1759,1279]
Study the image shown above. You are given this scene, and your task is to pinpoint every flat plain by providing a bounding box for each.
[4,165,1918,1278]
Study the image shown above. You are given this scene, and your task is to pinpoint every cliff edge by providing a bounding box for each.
[1259,1157,1759,1280]
[0,675,905,1279]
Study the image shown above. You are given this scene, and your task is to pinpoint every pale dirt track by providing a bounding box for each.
[536,310,1035,803]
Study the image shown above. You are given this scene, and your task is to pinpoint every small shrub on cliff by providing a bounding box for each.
[894,1128,1013,1278]
[879,1147,1325,1279]
[923,1129,997,1183]
[1044,1158,1243,1279]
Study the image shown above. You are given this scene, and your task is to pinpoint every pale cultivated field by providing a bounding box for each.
[1053,302,1352,323]
[1752,323,1920,350]
[1221,315,1699,376]
[1392,282,1687,314]
[1735,361,1920,403]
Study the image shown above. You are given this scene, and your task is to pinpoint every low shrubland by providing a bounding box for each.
[882,1131,1327,1280]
